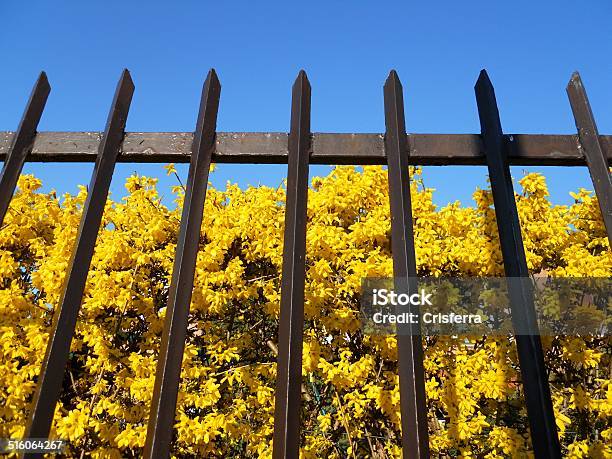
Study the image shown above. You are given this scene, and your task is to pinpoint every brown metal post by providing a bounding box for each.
[23,69,134,458]
[474,69,561,459]
[272,70,311,459]
[143,69,221,459]
[383,70,429,459]
[566,72,612,247]
[0,72,50,225]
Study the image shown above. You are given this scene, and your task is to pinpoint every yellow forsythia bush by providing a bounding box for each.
[0,166,610,458]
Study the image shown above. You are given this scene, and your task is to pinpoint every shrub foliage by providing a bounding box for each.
[0,167,610,458]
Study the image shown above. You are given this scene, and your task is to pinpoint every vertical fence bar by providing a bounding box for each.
[475,70,561,459]
[143,69,221,459]
[23,70,134,457]
[272,70,311,459]
[383,70,429,459]
[566,72,612,247]
[0,72,50,225]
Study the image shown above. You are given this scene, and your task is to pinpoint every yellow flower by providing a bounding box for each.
[164,163,177,176]
[0,169,609,457]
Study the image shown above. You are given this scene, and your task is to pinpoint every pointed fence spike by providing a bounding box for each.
[23,70,134,457]
[383,69,430,458]
[475,70,561,459]
[0,71,51,225]
[272,71,311,459]
[143,69,221,459]
[566,71,612,246]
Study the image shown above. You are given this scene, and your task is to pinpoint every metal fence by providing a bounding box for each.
[0,68,610,459]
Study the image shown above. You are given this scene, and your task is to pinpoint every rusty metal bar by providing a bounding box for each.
[22,70,134,457]
[143,69,221,458]
[566,72,612,246]
[0,72,50,225]
[1,131,610,166]
[384,70,429,459]
[475,70,561,459]
[272,70,311,459]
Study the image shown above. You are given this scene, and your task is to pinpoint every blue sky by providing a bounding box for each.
[0,0,610,208]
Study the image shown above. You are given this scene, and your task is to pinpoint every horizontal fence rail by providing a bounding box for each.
[1,68,609,459]
[0,131,611,165]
